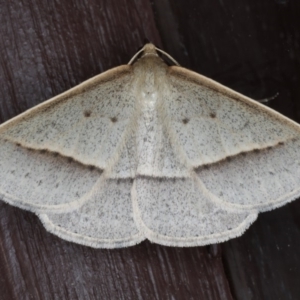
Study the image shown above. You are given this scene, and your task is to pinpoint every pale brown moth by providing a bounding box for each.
[0,44,299,248]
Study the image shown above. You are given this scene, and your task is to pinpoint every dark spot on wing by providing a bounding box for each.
[67,157,74,163]
[210,112,216,118]
[182,118,189,124]
[84,110,92,117]
[111,117,118,123]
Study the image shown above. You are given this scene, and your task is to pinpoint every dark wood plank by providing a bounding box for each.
[0,1,234,299]
[223,203,300,300]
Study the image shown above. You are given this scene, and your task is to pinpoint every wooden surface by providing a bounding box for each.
[0,0,299,299]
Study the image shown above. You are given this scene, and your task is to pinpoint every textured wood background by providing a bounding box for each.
[0,0,300,299]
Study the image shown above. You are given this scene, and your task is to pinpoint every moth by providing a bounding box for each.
[0,44,299,248]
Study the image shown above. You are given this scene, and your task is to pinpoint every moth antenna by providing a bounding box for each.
[154,46,180,66]
[128,44,180,66]
[128,47,145,65]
